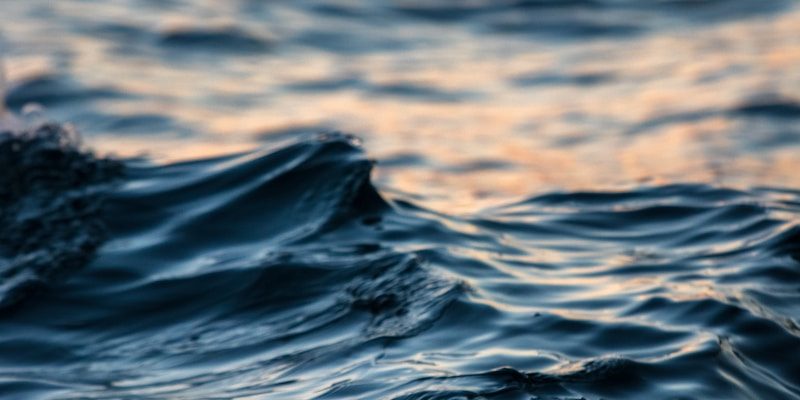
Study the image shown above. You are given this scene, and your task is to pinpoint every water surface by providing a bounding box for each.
[1,1,799,399]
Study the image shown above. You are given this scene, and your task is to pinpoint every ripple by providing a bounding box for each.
[4,74,128,110]
[158,26,272,54]
[1,124,799,398]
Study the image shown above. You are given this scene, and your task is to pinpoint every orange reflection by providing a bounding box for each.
[2,1,798,213]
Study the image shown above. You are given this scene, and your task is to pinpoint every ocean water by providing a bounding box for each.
[1,1,800,399]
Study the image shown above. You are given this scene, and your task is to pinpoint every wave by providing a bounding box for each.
[0,123,122,310]
[0,125,798,399]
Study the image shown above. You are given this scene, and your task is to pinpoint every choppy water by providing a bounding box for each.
[1,1,800,399]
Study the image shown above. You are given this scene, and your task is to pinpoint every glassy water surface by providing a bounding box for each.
[1,1,799,399]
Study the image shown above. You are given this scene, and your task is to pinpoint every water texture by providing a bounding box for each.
[2,0,799,211]
[0,128,797,399]
[1,0,799,399]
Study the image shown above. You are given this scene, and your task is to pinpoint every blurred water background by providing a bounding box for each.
[2,0,799,211]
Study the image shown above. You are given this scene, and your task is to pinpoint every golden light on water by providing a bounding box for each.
[1,1,798,212]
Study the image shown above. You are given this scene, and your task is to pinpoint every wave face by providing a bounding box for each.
[0,128,798,399]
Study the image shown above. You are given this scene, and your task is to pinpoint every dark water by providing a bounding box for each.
[0,125,799,399]
[2,0,800,399]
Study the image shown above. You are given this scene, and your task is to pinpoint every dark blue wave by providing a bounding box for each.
[0,126,799,399]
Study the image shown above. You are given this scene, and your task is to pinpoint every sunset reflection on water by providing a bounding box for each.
[2,1,799,212]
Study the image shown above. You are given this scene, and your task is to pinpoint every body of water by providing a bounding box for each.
[1,1,799,399]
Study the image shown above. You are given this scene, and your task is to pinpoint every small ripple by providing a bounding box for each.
[158,26,272,54]
[4,74,128,110]
[732,96,800,119]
